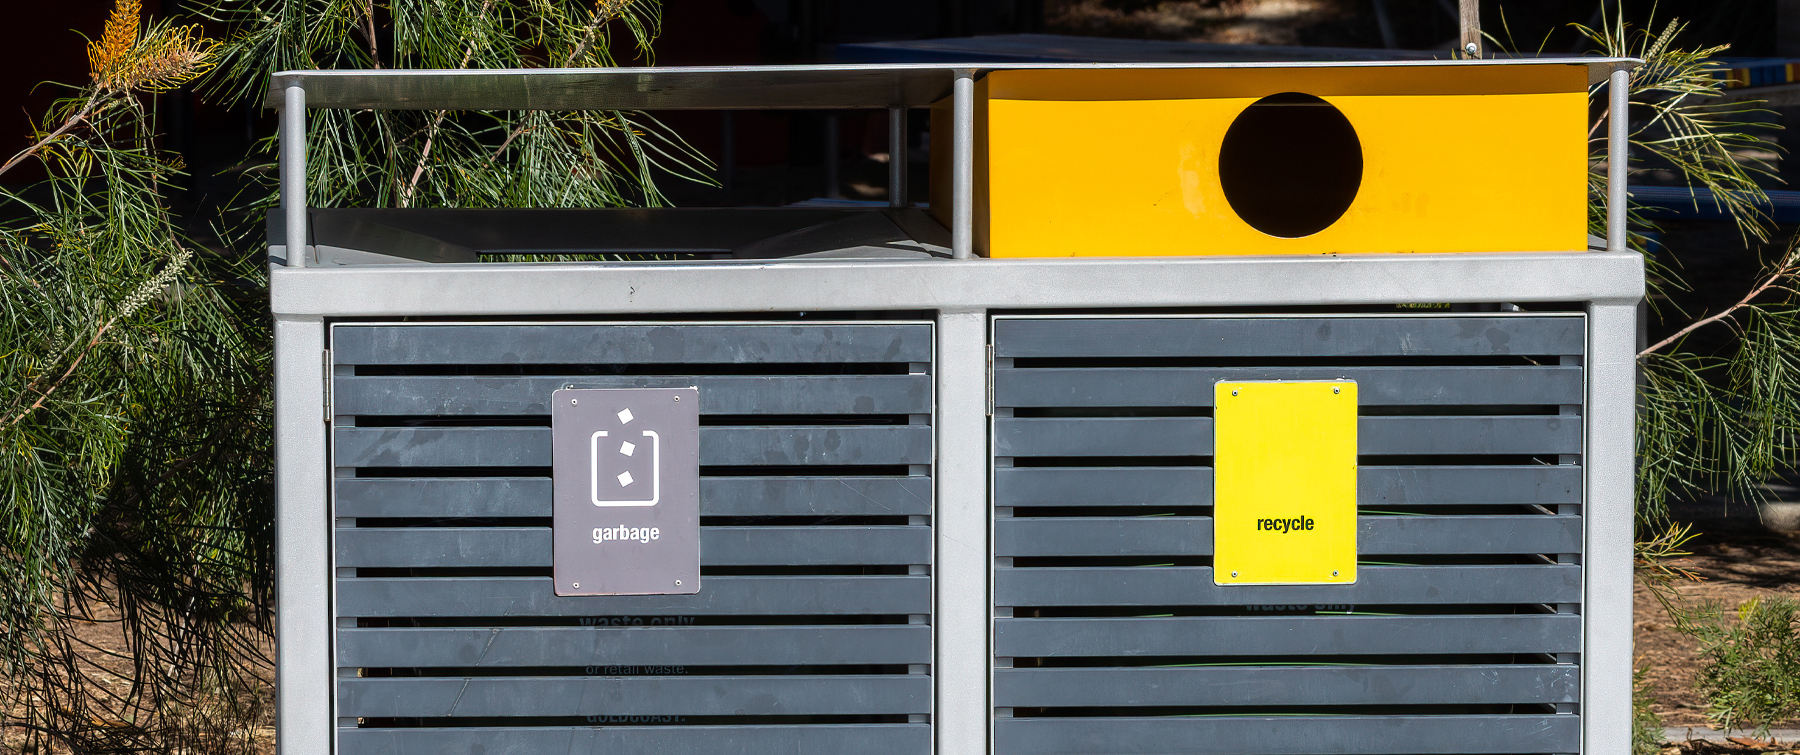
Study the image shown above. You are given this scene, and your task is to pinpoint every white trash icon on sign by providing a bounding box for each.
[590,406,661,507]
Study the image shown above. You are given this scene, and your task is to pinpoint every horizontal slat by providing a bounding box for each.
[699,526,929,566]
[335,476,931,518]
[993,715,1579,755]
[994,416,1580,457]
[993,664,1580,707]
[337,477,548,517]
[334,425,932,467]
[1362,465,1582,505]
[995,466,1581,507]
[335,427,548,467]
[996,517,1212,556]
[339,674,930,717]
[995,516,1580,556]
[1365,416,1581,455]
[996,417,1207,457]
[336,526,929,568]
[993,614,1581,657]
[334,374,930,416]
[996,366,1582,407]
[338,725,930,755]
[696,476,934,515]
[339,625,931,667]
[995,565,1580,606]
[993,316,1583,358]
[1358,514,1581,554]
[333,323,932,365]
[337,575,931,617]
[994,467,1212,506]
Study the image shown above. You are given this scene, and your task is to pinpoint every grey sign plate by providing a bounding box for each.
[552,387,700,596]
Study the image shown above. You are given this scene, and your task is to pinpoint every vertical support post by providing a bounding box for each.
[1590,69,1640,755]
[1459,0,1481,56]
[1584,300,1638,755]
[1607,67,1630,253]
[889,105,908,208]
[951,70,975,259]
[281,82,308,267]
[274,316,331,755]
[934,308,989,755]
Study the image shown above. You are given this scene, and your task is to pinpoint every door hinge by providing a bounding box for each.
[985,343,994,416]
[322,349,333,423]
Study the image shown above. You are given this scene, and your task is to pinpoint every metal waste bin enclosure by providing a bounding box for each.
[267,59,1642,755]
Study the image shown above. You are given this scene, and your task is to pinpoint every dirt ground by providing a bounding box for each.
[0,598,274,755]
[1663,738,1800,755]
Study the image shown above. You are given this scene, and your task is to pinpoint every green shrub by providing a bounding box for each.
[1634,665,1667,755]
[1687,597,1800,735]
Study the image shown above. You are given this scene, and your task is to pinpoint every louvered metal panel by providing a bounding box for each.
[335,475,932,518]
[337,575,932,617]
[995,665,1581,707]
[335,374,931,415]
[337,725,931,755]
[331,321,933,754]
[994,465,1582,506]
[990,314,1584,755]
[994,515,1583,556]
[339,675,933,717]
[339,625,932,667]
[334,425,934,467]
[995,715,1581,755]
[336,525,931,567]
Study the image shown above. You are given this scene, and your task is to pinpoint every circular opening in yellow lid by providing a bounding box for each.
[1219,92,1363,239]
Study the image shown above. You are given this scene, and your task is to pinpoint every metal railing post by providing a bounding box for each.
[1607,67,1630,253]
[952,70,975,259]
[282,82,308,267]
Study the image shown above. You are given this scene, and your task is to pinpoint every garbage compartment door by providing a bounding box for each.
[329,321,935,754]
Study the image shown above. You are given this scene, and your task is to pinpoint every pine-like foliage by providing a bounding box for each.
[200,0,709,211]
[1565,14,1799,531]
[0,4,273,752]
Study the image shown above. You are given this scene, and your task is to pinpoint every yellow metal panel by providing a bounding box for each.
[977,66,1588,257]
[1213,380,1358,586]
[984,64,1590,99]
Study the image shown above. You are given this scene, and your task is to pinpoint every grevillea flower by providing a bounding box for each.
[87,0,219,93]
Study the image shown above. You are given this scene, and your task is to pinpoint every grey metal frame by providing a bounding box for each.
[270,60,1642,755]
[261,59,1640,110]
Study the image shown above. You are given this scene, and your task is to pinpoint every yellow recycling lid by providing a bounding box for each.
[929,63,1593,257]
